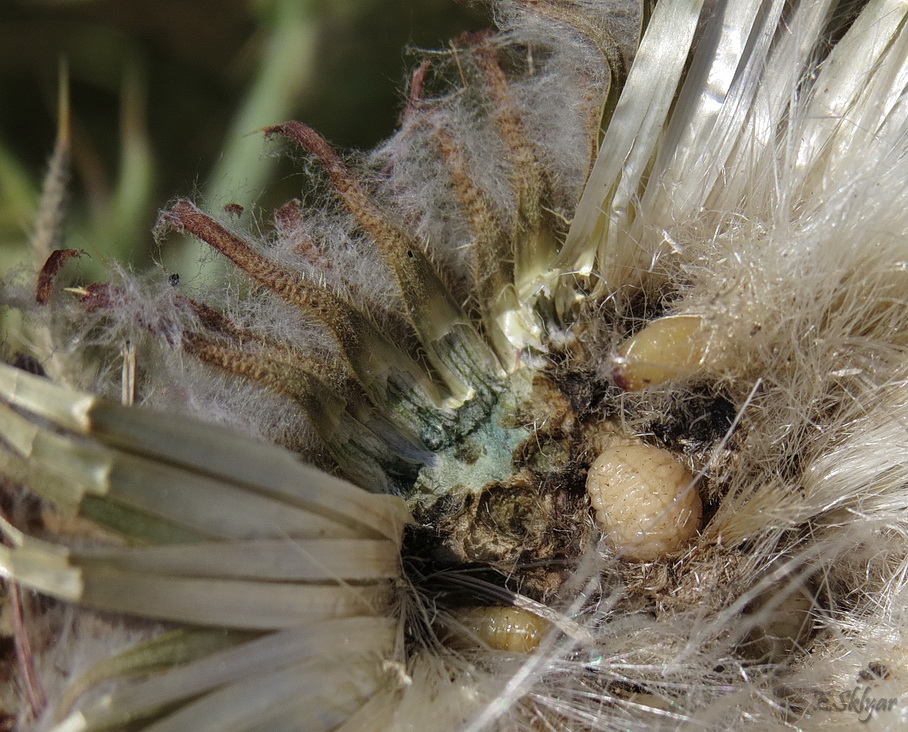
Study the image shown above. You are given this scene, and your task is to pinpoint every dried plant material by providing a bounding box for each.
[35,250,86,306]
[29,63,71,267]
[2,1,908,730]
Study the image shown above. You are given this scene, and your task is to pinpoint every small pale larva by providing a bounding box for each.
[442,606,549,653]
[586,442,703,562]
[613,314,710,391]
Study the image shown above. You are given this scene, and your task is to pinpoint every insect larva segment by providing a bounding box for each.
[613,315,709,391]
[442,606,549,653]
[586,442,703,561]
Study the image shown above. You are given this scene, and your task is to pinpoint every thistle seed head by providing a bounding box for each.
[2,1,908,730]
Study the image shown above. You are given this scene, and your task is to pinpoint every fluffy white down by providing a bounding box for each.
[3,1,908,731]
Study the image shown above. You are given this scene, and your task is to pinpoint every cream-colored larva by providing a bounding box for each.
[613,315,710,391]
[444,606,549,653]
[586,442,703,561]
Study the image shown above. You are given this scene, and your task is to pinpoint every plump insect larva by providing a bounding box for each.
[443,606,550,653]
[586,442,703,562]
[613,315,709,391]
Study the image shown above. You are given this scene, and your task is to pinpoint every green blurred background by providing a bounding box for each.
[0,0,488,280]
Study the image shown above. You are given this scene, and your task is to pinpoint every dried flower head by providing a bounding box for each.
[2,1,908,730]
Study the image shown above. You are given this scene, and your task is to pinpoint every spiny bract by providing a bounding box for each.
[2,1,908,731]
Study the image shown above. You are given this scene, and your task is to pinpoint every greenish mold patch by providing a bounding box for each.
[412,370,533,497]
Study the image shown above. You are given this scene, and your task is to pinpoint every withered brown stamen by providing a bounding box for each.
[513,0,625,166]
[36,248,87,305]
[183,303,359,397]
[265,122,428,272]
[184,334,315,405]
[471,40,558,297]
[435,124,515,364]
[266,123,503,399]
[403,60,432,121]
[161,201,351,330]
[473,39,542,227]
[272,199,304,234]
[184,333,417,489]
[182,298,247,342]
[161,199,455,444]
[435,125,506,251]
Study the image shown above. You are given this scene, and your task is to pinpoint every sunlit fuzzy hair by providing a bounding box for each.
[2,1,908,731]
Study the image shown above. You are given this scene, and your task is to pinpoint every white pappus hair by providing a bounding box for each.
[1,1,907,731]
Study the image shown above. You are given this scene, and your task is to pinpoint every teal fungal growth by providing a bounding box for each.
[403,366,594,599]
[413,371,533,498]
